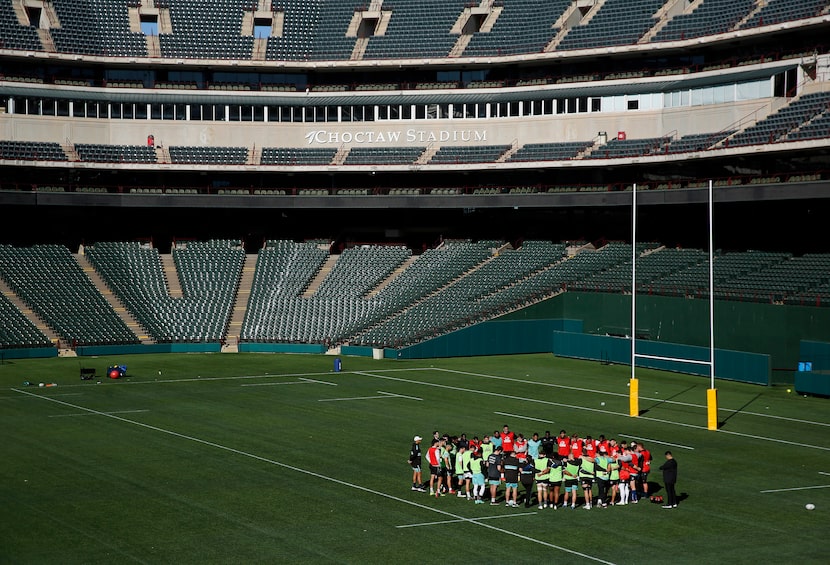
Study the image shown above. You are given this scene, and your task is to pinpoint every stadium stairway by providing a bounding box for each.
[495,139,520,163]
[416,145,439,165]
[0,277,59,348]
[160,254,183,298]
[155,145,170,164]
[734,0,768,29]
[61,144,80,162]
[223,253,257,353]
[75,253,154,345]
[545,0,607,52]
[303,254,339,297]
[366,255,418,297]
[638,0,693,43]
[36,28,56,53]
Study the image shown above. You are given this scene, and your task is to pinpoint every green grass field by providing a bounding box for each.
[1,352,827,564]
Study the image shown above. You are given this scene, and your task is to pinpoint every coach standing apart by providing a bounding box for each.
[409,436,425,491]
[659,451,678,508]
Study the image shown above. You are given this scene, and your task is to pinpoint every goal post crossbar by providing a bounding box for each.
[633,353,712,366]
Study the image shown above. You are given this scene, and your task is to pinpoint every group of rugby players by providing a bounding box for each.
[408,425,653,509]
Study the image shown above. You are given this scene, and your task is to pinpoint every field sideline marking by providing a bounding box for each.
[397,511,537,528]
[819,472,830,477]
[436,368,830,429]
[352,370,830,452]
[318,390,422,402]
[48,409,150,418]
[760,484,830,493]
[2,392,85,398]
[11,387,615,565]
[33,368,429,389]
[24,366,830,428]
[241,380,320,387]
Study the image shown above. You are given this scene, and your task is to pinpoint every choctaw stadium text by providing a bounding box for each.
[305,129,488,145]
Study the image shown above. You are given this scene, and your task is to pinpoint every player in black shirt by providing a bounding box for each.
[541,430,556,458]
[409,435,425,491]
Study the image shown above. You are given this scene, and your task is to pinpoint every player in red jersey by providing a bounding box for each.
[514,433,528,462]
[426,439,443,497]
[570,433,583,459]
[584,435,597,459]
[557,430,570,460]
[500,424,516,454]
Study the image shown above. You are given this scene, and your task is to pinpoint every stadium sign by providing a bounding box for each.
[305,128,488,145]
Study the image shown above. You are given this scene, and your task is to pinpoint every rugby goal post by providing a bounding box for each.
[630,181,717,430]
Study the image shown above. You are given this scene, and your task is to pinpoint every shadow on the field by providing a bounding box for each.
[718,392,762,428]
[638,384,697,416]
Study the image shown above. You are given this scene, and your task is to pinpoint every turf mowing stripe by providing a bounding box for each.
[396,512,537,528]
[760,484,830,493]
[352,371,830,452]
[617,434,694,450]
[48,409,150,418]
[11,387,617,565]
[437,368,830,429]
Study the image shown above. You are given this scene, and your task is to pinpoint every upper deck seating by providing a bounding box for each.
[557,0,665,51]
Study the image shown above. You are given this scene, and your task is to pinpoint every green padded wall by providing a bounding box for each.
[795,340,830,395]
[395,319,581,359]
[552,331,770,385]
[507,292,830,384]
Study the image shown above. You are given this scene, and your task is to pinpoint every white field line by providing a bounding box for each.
[20,365,830,429]
[760,484,830,493]
[241,377,339,387]
[29,368,431,389]
[380,391,423,401]
[617,434,694,450]
[436,368,830,429]
[48,409,150,418]
[11,387,616,565]
[819,472,830,477]
[352,371,830,452]
[397,511,537,528]
[3,392,85,398]
[318,390,421,403]
[298,377,338,386]
[240,380,316,387]
[494,411,554,425]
